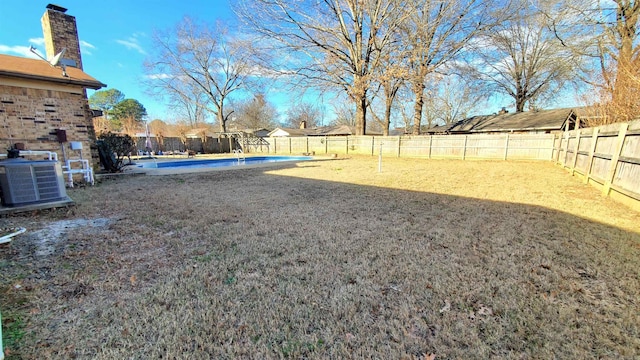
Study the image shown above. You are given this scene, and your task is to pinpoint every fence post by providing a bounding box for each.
[562,131,571,167]
[371,136,375,156]
[553,133,562,163]
[346,137,349,154]
[503,134,510,160]
[325,136,328,154]
[428,136,433,159]
[289,137,292,154]
[602,123,628,196]
[570,129,581,175]
[306,137,309,154]
[584,127,599,184]
[397,136,401,158]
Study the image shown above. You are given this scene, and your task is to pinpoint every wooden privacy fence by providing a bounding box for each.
[265,134,556,160]
[554,120,640,210]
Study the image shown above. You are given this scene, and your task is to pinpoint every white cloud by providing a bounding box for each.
[0,44,39,58]
[80,40,96,49]
[116,34,146,55]
[29,37,45,45]
[80,40,96,55]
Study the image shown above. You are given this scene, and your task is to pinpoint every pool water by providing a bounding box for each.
[137,156,313,169]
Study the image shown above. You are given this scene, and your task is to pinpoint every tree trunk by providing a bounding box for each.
[217,109,226,133]
[515,97,525,112]
[412,90,423,135]
[612,1,638,111]
[383,97,392,137]
[355,96,367,135]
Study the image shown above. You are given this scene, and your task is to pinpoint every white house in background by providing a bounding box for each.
[269,124,356,137]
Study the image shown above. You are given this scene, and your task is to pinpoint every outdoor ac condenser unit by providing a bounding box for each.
[0,159,68,207]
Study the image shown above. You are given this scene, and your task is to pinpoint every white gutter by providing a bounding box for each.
[18,151,58,161]
[0,151,58,161]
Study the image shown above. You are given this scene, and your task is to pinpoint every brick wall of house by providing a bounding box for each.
[0,83,98,165]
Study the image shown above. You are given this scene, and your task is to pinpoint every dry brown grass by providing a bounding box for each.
[1,156,639,359]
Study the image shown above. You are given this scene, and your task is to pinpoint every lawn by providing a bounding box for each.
[1,156,639,359]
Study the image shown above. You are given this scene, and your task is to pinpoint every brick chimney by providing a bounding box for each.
[41,4,83,70]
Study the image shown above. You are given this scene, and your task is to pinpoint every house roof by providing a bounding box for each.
[0,53,106,89]
[424,124,451,134]
[315,125,355,136]
[268,125,356,137]
[271,128,315,136]
[431,108,576,134]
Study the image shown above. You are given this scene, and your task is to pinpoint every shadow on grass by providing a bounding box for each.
[1,161,639,359]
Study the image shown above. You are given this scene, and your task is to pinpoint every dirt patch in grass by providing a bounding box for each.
[1,156,639,359]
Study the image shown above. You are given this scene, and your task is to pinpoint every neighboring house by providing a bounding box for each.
[425,108,582,135]
[0,4,105,164]
[243,128,271,138]
[185,128,217,139]
[269,124,356,137]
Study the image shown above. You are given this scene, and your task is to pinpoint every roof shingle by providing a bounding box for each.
[0,53,105,89]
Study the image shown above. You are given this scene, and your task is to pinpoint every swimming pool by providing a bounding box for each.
[137,155,313,169]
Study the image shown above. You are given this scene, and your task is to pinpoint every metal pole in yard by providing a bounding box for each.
[504,134,510,160]
[378,142,383,173]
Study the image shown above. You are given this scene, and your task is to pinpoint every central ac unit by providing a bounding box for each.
[0,159,68,207]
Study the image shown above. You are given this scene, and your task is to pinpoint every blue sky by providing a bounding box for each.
[0,1,582,127]
[0,0,237,121]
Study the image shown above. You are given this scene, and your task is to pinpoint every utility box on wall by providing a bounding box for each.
[56,129,67,143]
[69,141,82,150]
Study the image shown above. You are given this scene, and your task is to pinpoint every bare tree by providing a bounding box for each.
[169,81,209,128]
[368,48,406,135]
[148,119,168,149]
[285,101,324,128]
[236,0,404,135]
[608,1,640,120]
[231,93,278,130]
[329,97,357,126]
[465,1,576,113]
[399,0,509,134]
[547,0,640,123]
[423,74,486,127]
[174,120,191,152]
[145,17,251,133]
[396,90,415,133]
